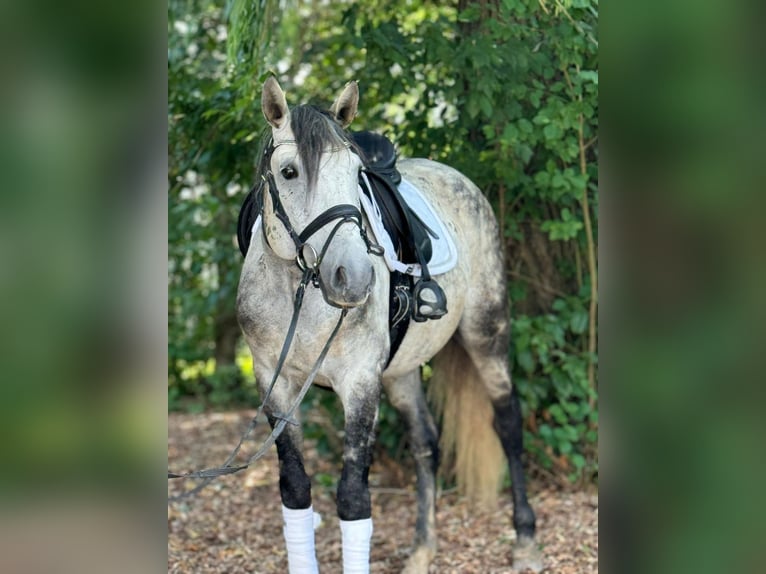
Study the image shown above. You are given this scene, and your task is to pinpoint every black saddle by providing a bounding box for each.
[349,131,400,183]
[351,132,434,266]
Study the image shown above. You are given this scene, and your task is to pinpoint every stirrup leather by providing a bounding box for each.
[412,278,447,322]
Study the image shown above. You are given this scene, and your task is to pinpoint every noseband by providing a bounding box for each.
[261,140,383,280]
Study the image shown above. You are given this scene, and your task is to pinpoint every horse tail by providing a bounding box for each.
[428,337,505,508]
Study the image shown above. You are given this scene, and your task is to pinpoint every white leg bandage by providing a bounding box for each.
[282,505,319,574]
[340,518,373,573]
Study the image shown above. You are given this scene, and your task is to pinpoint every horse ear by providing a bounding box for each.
[262,76,290,129]
[330,81,359,128]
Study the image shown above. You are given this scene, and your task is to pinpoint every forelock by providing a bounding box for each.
[290,105,351,189]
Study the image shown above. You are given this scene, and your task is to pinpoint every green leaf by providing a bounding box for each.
[543,123,563,140]
[570,310,589,334]
[516,350,535,373]
[518,119,533,134]
[479,95,493,118]
[549,404,568,424]
[517,145,533,164]
[579,70,598,86]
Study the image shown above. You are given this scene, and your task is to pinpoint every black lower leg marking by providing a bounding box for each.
[268,414,312,510]
[336,401,378,521]
[493,386,536,539]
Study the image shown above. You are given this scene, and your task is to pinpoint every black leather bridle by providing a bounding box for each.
[260,139,383,283]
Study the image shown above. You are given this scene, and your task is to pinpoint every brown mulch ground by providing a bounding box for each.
[168,411,597,573]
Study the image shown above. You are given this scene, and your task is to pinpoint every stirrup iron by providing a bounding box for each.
[412,278,447,322]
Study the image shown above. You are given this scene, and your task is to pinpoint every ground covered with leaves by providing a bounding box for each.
[169,411,597,573]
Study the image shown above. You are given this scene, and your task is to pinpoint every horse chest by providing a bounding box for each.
[237,266,351,359]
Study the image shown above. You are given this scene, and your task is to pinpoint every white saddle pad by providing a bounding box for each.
[358,175,458,277]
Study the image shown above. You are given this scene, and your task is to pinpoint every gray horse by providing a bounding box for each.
[236,77,542,573]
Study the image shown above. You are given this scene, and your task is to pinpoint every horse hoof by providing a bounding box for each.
[512,536,543,572]
[401,546,435,574]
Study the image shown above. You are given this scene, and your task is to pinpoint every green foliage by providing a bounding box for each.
[513,297,598,482]
[168,0,265,395]
[168,353,259,412]
[169,0,598,484]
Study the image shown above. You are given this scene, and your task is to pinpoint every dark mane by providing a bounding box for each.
[255,104,362,191]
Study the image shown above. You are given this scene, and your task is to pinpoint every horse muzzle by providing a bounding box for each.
[319,256,376,308]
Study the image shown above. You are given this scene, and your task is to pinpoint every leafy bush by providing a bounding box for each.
[512,297,598,483]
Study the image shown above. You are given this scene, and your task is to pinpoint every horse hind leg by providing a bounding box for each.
[492,386,544,571]
[383,370,439,574]
[457,303,543,572]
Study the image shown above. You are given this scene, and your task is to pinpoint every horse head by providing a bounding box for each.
[260,77,376,308]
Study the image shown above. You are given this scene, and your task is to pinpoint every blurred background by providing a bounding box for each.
[2,0,764,571]
[168,0,599,488]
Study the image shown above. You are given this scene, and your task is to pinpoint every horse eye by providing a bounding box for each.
[281,165,298,180]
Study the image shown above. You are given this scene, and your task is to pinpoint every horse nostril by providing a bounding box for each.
[334,265,348,289]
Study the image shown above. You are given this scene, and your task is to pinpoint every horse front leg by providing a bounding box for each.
[336,378,381,574]
[260,376,318,574]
